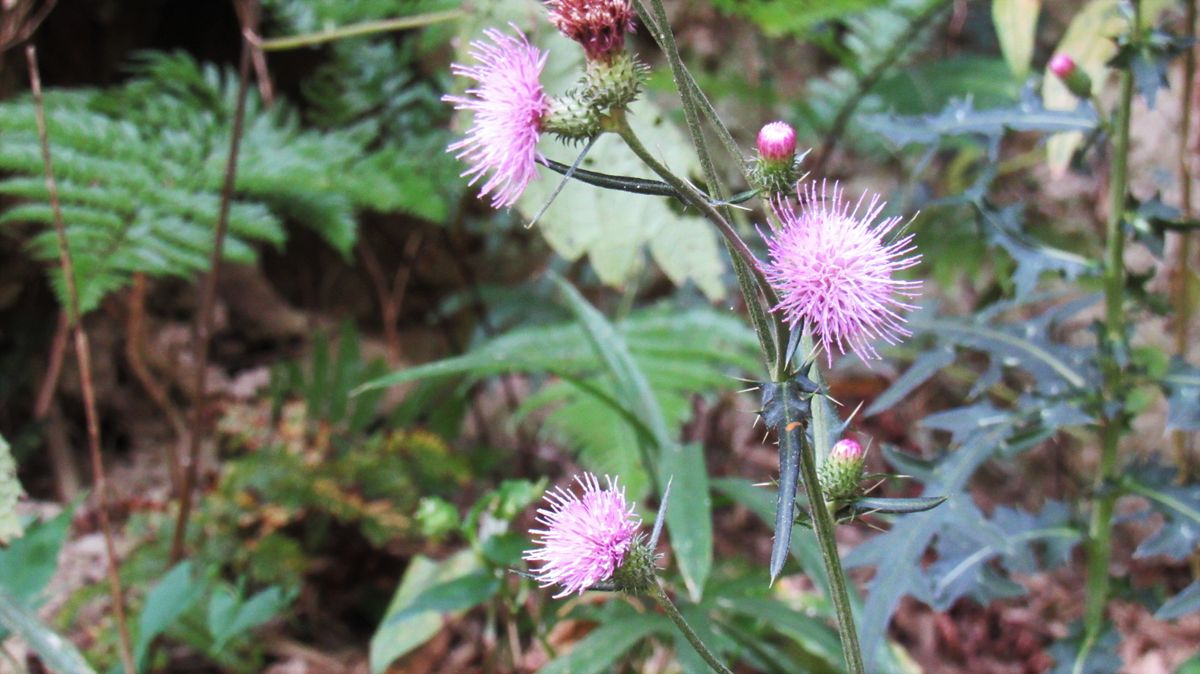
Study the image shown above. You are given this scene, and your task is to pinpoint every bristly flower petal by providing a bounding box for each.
[523,473,641,598]
[761,180,921,365]
[443,27,548,208]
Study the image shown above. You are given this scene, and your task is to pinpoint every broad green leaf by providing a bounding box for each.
[551,275,672,450]
[992,0,1040,79]
[0,434,20,545]
[134,562,203,671]
[1043,0,1172,174]
[370,550,479,674]
[210,585,292,652]
[0,589,97,674]
[660,443,712,602]
[538,612,669,674]
[0,503,74,609]
[381,572,499,627]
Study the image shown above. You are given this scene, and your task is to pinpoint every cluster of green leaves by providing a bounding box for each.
[843,9,1200,670]
[0,35,458,314]
[129,561,294,674]
[205,323,471,586]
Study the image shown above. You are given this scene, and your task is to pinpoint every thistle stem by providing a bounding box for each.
[610,111,786,374]
[1077,3,1138,670]
[797,335,866,674]
[648,580,733,674]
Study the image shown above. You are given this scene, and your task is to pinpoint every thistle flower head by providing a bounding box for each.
[546,0,636,62]
[524,473,641,598]
[757,121,797,163]
[761,180,921,365]
[443,27,548,208]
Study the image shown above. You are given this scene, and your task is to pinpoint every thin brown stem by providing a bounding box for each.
[1172,0,1197,476]
[25,44,135,674]
[33,310,68,419]
[125,273,186,493]
[170,1,256,563]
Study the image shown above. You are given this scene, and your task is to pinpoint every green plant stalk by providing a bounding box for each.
[797,333,866,674]
[614,110,782,362]
[628,0,789,378]
[616,109,865,673]
[259,10,464,50]
[648,580,734,674]
[1077,5,1137,669]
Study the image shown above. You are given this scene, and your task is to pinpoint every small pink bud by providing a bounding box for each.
[830,438,864,462]
[1048,54,1076,79]
[819,437,868,501]
[756,121,797,163]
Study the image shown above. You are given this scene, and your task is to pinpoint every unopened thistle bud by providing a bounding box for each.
[1048,54,1092,99]
[542,91,602,141]
[818,438,867,501]
[751,121,800,195]
[582,50,647,111]
[546,0,636,63]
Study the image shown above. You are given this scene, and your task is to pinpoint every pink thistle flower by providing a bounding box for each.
[545,0,636,62]
[443,27,549,208]
[756,121,797,163]
[761,180,921,365]
[524,473,641,598]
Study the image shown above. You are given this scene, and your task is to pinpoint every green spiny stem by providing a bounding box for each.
[1077,4,1138,671]
[610,111,784,368]
[649,580,734,674]
[627,0,789,377]
[796,333,866,674]
[538,157,758,205]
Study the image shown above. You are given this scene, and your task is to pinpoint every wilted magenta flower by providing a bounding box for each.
[761,180,921,365]
[1048,53,1076,79]
[443,27,549,208]
[757,121,797,163]
[524,473,641,598]
[546,0,636,62]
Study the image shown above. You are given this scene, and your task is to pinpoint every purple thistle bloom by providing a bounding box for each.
[761,180,921,365]
[524,473,641,598]
[443,27,549,209]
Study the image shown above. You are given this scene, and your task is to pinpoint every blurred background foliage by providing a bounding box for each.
[0,0,1198,672]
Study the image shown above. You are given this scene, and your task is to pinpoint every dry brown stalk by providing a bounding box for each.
[24,43,136,674]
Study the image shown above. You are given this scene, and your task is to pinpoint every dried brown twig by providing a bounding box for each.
[25,44,136,674]
[169,0,259,563]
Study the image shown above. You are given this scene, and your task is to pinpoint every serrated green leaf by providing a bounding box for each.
[1157,581,1200,620]
[0,434,21,546]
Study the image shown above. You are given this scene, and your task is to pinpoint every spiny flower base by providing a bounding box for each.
[583,51,647,110]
